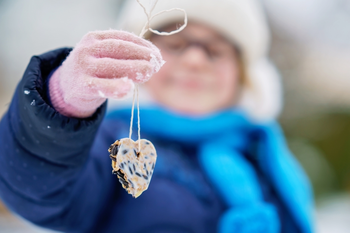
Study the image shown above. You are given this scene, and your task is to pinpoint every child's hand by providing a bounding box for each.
[49,30,163,118]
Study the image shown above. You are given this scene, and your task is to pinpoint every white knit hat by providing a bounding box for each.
[115,0,282,122]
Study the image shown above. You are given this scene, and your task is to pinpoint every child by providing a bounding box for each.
[0,0,313,232]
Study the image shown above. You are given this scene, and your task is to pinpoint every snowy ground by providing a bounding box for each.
[0,195,349,233]
[316,195,350,233]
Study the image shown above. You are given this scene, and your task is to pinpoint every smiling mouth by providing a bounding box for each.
[167,76,210,90]
[180,80,205,89]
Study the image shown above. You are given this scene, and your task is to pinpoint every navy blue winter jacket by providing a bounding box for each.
[0,48,301,233]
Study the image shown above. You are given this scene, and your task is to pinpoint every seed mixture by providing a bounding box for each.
[108,138,157,198]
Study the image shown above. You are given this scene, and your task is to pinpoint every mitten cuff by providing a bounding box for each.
[49,67,103,118]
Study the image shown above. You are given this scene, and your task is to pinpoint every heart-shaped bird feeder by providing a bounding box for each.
[109,138,157,198]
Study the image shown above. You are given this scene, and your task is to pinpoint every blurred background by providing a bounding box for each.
[0,0,349,232]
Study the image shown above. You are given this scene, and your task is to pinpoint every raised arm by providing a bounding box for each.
[0,30,163,232]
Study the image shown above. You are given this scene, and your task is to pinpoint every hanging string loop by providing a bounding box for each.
[137,0,188,38]
[129,0,187,151]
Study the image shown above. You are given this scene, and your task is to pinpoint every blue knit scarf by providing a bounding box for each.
[108,107,313,233]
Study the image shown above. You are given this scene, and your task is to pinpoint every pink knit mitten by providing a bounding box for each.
[49,30,163,118]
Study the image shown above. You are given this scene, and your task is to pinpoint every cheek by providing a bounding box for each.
[215,62,240,98]
[145,56,173,96]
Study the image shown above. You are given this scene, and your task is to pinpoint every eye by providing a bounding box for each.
[164,39,186,52]
[207,43,233,60]
[208,46,226,59]
[167,42,182,49]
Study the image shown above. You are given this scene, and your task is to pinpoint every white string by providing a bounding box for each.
[148,8,187,36]
[129,87,137,139]
[137,0,188,38]
[136,86,141,151]
[129,0,187,147]
[128,85,141,151]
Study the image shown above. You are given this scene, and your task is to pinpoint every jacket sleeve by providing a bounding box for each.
[0,48,117,233]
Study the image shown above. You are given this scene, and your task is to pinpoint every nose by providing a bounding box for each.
[180,44,210,69]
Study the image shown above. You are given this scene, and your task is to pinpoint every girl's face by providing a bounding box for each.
[147,22,241,115]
